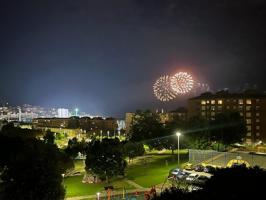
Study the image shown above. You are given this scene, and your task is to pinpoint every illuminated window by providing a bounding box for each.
[211,106,215,111]
[256,132,260,136]
[233,99,237,103]
[246,119,251,124]
[246,106,251,111]
[240,112,243,116]
[211,112,215,116]
[238,106,243,110]
[246,99,252,104]
[211,100,215,104]
[206,100,210,104]
[201,112,206,116]
[201,100,206,105]
[246,138,252,143]
[256,126,260,130]
[246,132,251,136]
[201,106,206,111]
[218,106,222,111]
[246,126,251,131]
[226,106,230,109]
[238,99,243,105]
[256,119,260,123]
[218,100,223,105]
[246,113,251,118]
[256,113,260,117]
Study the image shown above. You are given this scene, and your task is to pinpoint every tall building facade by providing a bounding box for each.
[57,108,69,118]
[187,92,266,143]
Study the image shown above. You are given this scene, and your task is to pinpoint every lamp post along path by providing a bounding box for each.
[176,132,181,166]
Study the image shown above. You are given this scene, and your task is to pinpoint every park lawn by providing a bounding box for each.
[126,152,188,188]
[64,175,135,197]
[65,151,188,197]
[74,159,86,173]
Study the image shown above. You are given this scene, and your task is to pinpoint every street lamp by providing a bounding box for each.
[62,174,65,185]
[96,192,100,200]
[176,132,181,166]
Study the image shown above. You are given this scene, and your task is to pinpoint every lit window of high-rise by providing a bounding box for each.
[246,99,252,104]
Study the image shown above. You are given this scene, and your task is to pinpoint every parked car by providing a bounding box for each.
[194,175,210,186]
[193,164,205,172]
[176,171,190,180]
[186,173,199,182]
[170,168,182,176]
[204,165,216,174]
[184,163,193,170]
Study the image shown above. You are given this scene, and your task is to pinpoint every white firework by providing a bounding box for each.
[170,72,194,94]
[153,75,176,101]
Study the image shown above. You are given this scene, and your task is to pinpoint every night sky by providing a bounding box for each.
[1,0,266,117]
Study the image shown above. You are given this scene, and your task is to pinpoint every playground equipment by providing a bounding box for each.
[227,156,250,168]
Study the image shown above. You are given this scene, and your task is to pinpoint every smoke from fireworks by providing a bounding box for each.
[153,75,177,101]
[192,82,210,94]
[170,72,194,94]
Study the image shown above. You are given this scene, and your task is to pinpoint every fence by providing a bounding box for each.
[188,149,266,169]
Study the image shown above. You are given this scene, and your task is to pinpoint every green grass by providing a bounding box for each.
[65,160,135,197]
[126,152,188,188]
[64,150,189,197]
[64,176,135,197]
[74,160,86,173]
[64,175,102,197]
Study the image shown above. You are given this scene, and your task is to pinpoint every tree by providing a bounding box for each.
[64,137,88,159]
[129,110,165,142]
[0,124,66,200]
[85,138,126,183]
[183,116,211,150]
[43,129,55,145]
[67,117,80,129]
[210,112,246,150]
[123,141,145,163]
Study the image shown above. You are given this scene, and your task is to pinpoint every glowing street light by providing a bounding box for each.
[62,173,65,185]
[176,132,182,165]
[96,192,100,200]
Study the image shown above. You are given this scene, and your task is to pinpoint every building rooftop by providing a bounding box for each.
[189,90,266,100]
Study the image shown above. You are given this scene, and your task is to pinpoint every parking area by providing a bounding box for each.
[189,149,266,169]
[167,166,213,190]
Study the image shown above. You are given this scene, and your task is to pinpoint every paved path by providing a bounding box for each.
[66,188,149,200]
[125,179,144,189]
[66,179,161,200]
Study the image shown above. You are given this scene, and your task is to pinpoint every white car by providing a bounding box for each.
[171,168,182,176]
[186,173,199,182]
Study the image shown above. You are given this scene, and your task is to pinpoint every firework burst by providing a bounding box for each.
[170,72,194,94]
[153,75,176,101]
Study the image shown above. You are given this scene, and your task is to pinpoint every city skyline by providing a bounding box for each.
[1,0,266,117]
